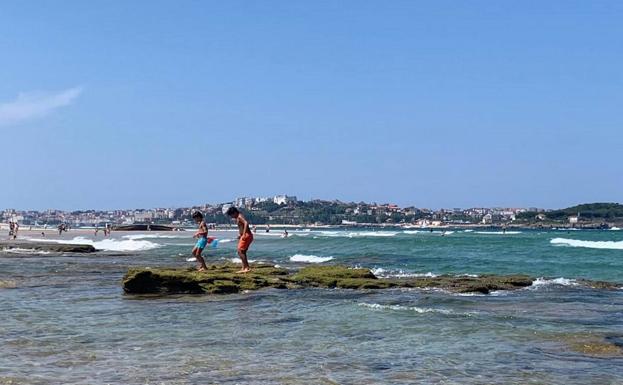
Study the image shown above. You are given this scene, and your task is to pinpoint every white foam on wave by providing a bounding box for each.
[289,254,334,263]
[294,233,310,237]
[550,238,623,250]
[403,230,422,235]
[26,236,161,252]
[531,277,578,288]
[474,231,522,235]
[463,229,474,233]
[353,231,398,237]
[227,258,258,264]
[371,267,438,278]
[609,227,621,231]
[452,290,507,297]
[358,302,472,316]
[123,234,188,240]
[315,231,398,238]
[1,248,51,255]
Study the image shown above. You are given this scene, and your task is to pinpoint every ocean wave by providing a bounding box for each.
[289,254,334,263]
[474,231,522,235]
[550,238,623,250]
[26,236,161,251]
[403,230,422,234]
[610,227,621,231]
[371,267,438,278]
[358,302,472,315]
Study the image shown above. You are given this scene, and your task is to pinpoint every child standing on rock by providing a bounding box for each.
[191,211,209,271]
[226,207,253,273]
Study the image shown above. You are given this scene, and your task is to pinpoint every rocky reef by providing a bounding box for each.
[122,264,543,295]
[0,240,96,253]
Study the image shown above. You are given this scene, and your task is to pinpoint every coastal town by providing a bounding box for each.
[2,195,621,229]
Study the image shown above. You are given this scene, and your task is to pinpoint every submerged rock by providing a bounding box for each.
[122,264,537,295]
[554,333,623,357]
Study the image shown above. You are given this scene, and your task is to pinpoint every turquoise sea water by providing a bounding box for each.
[1,228,622,384]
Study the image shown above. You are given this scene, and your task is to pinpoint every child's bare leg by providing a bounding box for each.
[237,249,250,273]
[193,247,208,271]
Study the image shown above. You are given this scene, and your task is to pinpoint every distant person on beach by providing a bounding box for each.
[191,211,209,271]
[226,207,253,273]
[266,224,270,233]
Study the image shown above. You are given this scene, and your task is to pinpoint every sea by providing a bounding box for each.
[1,228,622,384]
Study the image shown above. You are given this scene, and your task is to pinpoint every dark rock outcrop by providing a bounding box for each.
[0,240,96,253]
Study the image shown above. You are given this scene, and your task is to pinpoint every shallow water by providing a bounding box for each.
[1,229,622,384]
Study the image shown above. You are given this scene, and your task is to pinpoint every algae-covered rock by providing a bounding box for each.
[123,264,289,294]
[122,263,618,296]
[576,279,621,290]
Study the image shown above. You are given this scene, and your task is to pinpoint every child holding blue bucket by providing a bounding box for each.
[191,211,210,271]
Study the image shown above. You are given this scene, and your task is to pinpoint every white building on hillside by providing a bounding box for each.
[273,195,297,205]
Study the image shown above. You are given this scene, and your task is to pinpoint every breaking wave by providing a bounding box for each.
[289,254,334,263]
[550,238,623,250]
[26,236,161,251]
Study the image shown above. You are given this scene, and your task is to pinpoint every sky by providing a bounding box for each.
[1,0,622,210]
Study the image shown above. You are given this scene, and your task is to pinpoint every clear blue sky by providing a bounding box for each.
[2,0,622,210]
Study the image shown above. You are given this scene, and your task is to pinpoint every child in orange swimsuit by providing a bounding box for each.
[226,207,253,273]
